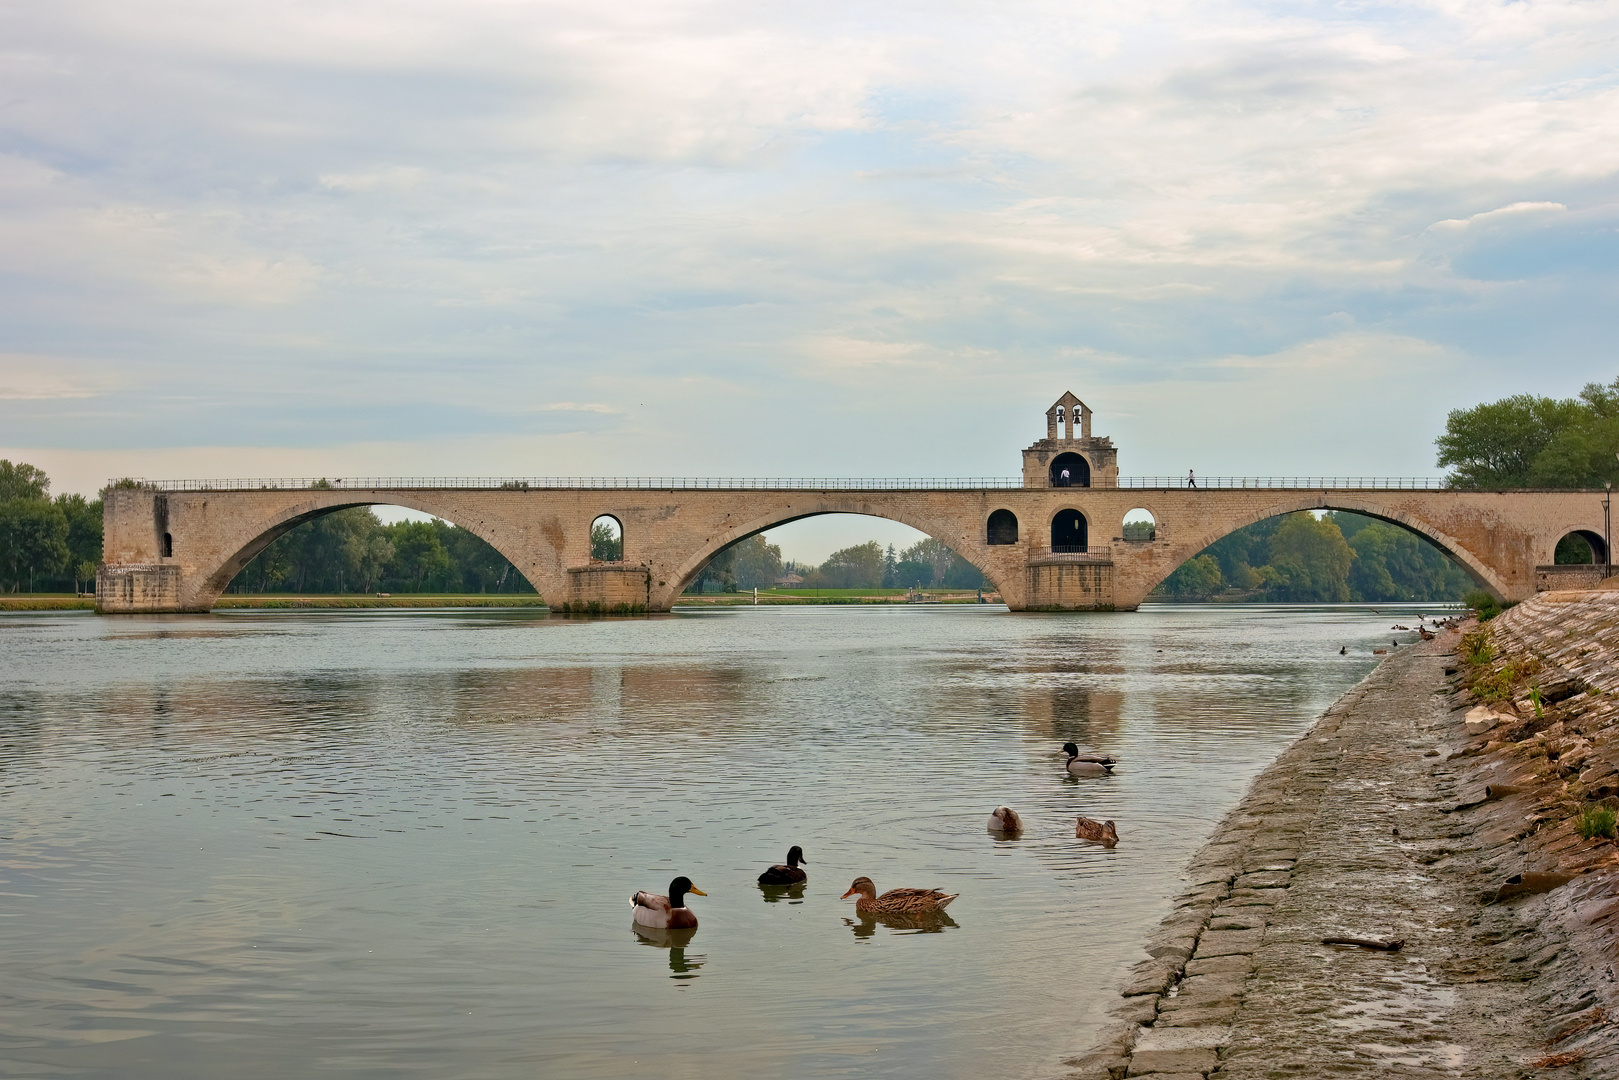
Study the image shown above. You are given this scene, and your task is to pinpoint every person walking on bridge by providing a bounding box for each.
[1187,469,1196,488]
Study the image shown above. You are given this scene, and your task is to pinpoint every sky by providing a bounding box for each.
[3,0,1618,562]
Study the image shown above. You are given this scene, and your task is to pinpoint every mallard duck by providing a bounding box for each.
[987,806,1024,835]
[840,876,958,915]
[758,845,808,886]
[631,876,706,929]
[1063,742,1116,775]
[1075,816,1118,847]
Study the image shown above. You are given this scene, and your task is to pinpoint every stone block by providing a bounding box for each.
[1127,1048,1220,1075]
[1192,929,1264,958]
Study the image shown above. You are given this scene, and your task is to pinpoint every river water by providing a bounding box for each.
[0,603,1441,1079]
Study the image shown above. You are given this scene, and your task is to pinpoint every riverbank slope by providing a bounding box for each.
[1069,591,1619,1079]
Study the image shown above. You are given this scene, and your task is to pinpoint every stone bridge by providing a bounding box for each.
[97,393,1614,613]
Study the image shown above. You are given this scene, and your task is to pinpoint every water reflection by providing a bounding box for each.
[630,925,705,979]
[758,882,807,904]
[844,910,961,938]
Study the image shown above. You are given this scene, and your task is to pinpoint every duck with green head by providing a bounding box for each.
[631,876,706,930]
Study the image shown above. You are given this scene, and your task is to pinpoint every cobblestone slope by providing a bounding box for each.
[1065,593,1619,1079]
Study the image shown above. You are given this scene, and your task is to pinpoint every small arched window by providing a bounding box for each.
[161,532,174,558]
[590,515,623,562]
[1122,509,1155,542]
[987,509,1018,545]
[1555,530,1607,565]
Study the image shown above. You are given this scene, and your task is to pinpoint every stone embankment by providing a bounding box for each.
[1066,591,1619,1079]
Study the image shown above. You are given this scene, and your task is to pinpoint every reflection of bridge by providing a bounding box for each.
[98,393,1613,613]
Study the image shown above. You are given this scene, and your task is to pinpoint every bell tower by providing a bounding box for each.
[1021,391,1119,488]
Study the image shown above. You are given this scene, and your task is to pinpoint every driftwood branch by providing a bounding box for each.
[1321,936,1405,951]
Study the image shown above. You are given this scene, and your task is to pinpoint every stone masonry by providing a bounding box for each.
[95,394,1614,613]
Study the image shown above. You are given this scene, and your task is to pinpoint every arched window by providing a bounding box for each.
[987,509,1018,545]
[590,515,623,562]
[161,532,174,558]
[1049,452,1090,488]
[1555,530,1608,565]
[1122,509,1155,542]
[1051,509,1088,552]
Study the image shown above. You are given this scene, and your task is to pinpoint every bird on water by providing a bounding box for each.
[987,806,1024,835]
[840,877,958,915]
[1062,742,1116,775]
[631,876,706,930]
[758,846,808,886]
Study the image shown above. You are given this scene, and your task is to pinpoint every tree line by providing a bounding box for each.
[231,507,535,594]
[0,461,103,593]
[686,535,985,593]
[1157,511,1475,602]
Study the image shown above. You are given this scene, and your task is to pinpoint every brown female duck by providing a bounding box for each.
[840,876,958,915]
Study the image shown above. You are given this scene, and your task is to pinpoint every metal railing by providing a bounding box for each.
[117,475,1456,493]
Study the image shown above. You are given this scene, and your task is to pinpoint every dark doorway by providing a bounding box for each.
[987,509,1018,545]
[1051,510,1088,552]
[1049,452,1090,488]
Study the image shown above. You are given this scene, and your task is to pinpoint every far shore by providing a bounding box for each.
[1,588,1002,612]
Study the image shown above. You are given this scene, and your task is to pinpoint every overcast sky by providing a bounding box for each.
[3,1,1617,561]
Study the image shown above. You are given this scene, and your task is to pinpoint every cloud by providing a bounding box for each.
[0,0,1616,502]
[1430,202,1568,231]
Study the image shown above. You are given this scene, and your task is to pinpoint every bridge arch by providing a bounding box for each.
[191,491,546,609]
[661,502,1014,606]
[1140,495,1511,603]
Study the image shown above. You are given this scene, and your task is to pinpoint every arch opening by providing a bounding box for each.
[1049,452,1090,489]
[161,531,173,558]
[591,515,624,562]
[1151,508,1485,603]
[987,509,1018,546]
[1555,530,1608,565]
[1051,509,1089,552]
[217,503,539,600]
[671,511,1010,603]
[1122,509,1155,542]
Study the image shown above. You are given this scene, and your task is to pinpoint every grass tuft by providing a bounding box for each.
[1576,804,1617,841]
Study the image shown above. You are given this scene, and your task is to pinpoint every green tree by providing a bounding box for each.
[1258,513,1354,602]
[1437,378,1619,488]
[732,535,783,589]
[0,499,70,592]
[1340,517,1472,601]
[0,460,50,502]
[591,519,623,561]
[386,521,452,591]
[1161,553,1223,598]
[809,541,886,588]
[55,493,103,583]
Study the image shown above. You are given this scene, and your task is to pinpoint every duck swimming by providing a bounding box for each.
[631,876,706,930]
[758,845,808,886]
[987,806,1024,835]
[1063,742,1116,775]
[1075,815,1119,847]
[840,876,958,915]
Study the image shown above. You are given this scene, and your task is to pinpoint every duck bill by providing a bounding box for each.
[687,885,707,896]
[839,888,858,899]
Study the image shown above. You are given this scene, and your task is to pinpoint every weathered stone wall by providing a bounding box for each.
[99,483,1608,613]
